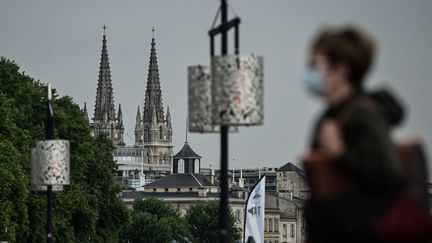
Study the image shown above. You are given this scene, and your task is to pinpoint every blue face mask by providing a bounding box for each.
[303,67,326,96]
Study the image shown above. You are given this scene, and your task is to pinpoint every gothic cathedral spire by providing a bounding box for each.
[94,26,115,122]
[90,25,125,147]
[143,32,165,123]
[134,28,173,167]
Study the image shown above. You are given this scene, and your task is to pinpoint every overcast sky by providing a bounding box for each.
[1,0,431,173]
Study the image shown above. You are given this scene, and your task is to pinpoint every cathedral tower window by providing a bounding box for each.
[159,126,163,140]
[144,126,150,141]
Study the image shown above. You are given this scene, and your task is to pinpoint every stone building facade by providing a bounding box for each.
[265,192,306,243]
[276,162,309,200]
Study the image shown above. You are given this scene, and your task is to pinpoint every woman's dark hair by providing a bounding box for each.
[311,25,376,89]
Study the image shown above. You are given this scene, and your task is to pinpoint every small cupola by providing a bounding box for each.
[172,142,201,174]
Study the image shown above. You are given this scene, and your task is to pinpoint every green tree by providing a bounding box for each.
[123,198,192,243]
[0,92,30,242]
[185,201,241,243]
[0,57,129,242]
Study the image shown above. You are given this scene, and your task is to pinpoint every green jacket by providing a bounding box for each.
[310,90,404,193]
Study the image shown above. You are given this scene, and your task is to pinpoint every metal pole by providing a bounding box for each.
[47,186,53,243]
[45,85,54,243]
[219,1,229,242]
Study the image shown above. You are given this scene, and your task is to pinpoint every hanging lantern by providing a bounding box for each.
[211,54,264,126]
[188,65,240,133]
[31,148,63,191]
[188,65,218,133]
[31,140,70,191]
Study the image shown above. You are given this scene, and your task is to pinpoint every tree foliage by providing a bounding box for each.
[185,201,242,243]
[0,57,129,242]
[122,198,192,243]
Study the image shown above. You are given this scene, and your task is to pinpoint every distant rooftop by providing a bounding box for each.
[122,191,245,203]
[276,162,305,176]
[116,180,134,191]
[144,173,212,188]
[173,142,201,159]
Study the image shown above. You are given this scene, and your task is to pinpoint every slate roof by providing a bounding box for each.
[116,180,134,190]
[144,173,212,188]
[291,196,306,208]
[276,162,305,176]
[173,142,201,159]
[122,191,244,201]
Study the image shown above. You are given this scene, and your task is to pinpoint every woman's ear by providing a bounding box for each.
[331,63,350,86]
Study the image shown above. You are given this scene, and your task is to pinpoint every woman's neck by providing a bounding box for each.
[328,81,354,107]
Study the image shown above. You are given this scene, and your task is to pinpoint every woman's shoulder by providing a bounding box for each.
[324,94,385,133]
[344,90,405,129]
[323,94,378,123]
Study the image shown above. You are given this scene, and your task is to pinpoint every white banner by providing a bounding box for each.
[244,175,266,243]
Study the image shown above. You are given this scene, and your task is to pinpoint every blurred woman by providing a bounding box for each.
[302,26,406,242]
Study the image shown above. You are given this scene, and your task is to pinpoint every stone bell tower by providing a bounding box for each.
[134,28,173,166]
[90,25,125,147]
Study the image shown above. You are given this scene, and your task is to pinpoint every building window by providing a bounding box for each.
[301,213,305,232]
[144,127,150,141]
[189,187,193,191]
[194,159,200,173]
[177,188,180,192]
[275,219,278,232]
[235,210,241,222]
[153,188,156,192]
[164,188,168,192]
[283,224,287,237]
[265,219,267,232]
[159,126,163,140]
[291,224,295,238]
[269,218,273,232]
[178,159,185,173]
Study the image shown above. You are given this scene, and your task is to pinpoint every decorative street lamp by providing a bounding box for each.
[188,65,215,132]
[188,65,240,133]
[187,1,264,242]
[211,54,263,126]
[31,84,70,243]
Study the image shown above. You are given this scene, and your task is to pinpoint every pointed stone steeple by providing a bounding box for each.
[134,105,143,146]
[117,103,123,128]
[93,26,116,122]
[134,28,173,167]
[90,25,124,147]
[166,106,172,129]
[116,103,125,146]
[143,32,165,123]
[83,102,89,122]
[135,106,141,126]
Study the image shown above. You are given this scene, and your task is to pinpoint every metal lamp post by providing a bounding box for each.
[31,84,70,243]
[188,1,264,242]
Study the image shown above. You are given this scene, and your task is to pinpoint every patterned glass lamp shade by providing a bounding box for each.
[188,65,218,133]
[31,140,70,191]
[188,65,240,133]
[211,54,264,126]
